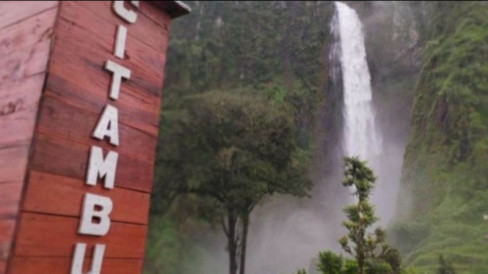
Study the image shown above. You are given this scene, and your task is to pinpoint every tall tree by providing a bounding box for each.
[339,157,399,274]
[152,91,312,274]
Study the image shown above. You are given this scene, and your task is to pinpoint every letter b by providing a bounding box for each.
[78,193,113,236]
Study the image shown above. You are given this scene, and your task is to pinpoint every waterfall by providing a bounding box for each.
[334,2,382,162]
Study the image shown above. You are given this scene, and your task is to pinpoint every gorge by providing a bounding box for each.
[145,1,488,273]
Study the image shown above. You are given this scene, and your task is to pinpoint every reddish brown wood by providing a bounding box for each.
[0,220,14,260]
[73,1,168,52]
[37,96,157,164]
[0,3,58,272]
[45,11,166,136]
[0,182,22,219]
[14,213,147,258]
[9,257,143,274]
[0,260,5,274]
[53,4,166,96]
[0,1,58,30]
[0,8,56,84]
[23,171,150,224]
[30,134,154,193]
[0,74,45,147]
[1,2,183,273]
[140,2,172,28]
[0,146,30,184]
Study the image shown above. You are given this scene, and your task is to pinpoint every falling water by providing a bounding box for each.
[335,2,382,161]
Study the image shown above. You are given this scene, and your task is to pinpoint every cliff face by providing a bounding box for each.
[391,2,488,272]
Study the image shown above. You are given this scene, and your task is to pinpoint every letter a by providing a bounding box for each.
[92,105,119,146]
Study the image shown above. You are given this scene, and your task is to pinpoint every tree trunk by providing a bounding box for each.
[239,214,249,274]
[227,215,238,274]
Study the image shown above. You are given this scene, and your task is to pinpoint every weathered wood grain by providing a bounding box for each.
[23,171,150,224]
[37,96,157,164]
[45,75,159,138]
[0,74,45,148]
[45,14,165,136]
[0,182,22,219]
[0,220,14,260]
[54,5,165,96]
[30,134,154,193]
[71,1,168,52]
[0,146,29,184]
[9,257,143,274]
[140,2,172,29]
[14,213,147,258]
[60,1,167,75]
[0,8,56,85]
[0,1,58,30]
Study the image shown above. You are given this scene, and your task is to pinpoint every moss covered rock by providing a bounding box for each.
[392,2,488,273]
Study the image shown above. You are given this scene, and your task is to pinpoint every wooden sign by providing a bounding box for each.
[0,1,188,273]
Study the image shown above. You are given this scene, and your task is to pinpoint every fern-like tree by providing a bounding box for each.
[339,157,400,274]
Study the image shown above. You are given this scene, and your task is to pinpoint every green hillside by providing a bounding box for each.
[391,2,488,273]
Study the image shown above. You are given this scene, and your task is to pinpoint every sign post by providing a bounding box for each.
[0,1,189,273]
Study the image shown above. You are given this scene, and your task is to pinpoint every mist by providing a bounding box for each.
[147,1,420,273]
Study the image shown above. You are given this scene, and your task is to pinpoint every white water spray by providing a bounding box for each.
[335,2,382,161]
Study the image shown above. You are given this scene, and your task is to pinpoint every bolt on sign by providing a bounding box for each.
[0,1,189,273]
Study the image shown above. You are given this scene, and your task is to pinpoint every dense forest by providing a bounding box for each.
[144,1,488,274]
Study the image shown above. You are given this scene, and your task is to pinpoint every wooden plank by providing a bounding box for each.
[60,1,167,77]
[0,7,56,57]
[71,1,168,52]
[0,146,29,184]
[0,260,5,274]
[14,213,147,258]
[30,134,154,193]
[140,2,173,29]
[0,74,45,147]
[46,16,164,136]
[0,34,51,87]
[23,171,150,224]
[0,182,22,219]
[50,16,163,100]
[0,1,58,30]
[37,95,157,164]
[9,257,143,274]
[0,219,15,260]
[54,4,165,96]
[0,7,56,86]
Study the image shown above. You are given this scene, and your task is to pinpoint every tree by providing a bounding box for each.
[437,255,456,274]
[153,91,312,274]
[317,251,342,274]
[339,157,399,274]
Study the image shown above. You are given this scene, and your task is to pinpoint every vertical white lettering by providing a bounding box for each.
[114,25,127,59]
[92,105,119,146]
[86,146,118,189]
[113,1,139,23]
[71,243,106,274]
[105,60,131,100]
[79,193,113,236]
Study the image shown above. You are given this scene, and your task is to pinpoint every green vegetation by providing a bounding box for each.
[145,2,334,273]
[152,91,312,274]
[391,2,488,273]
[339,157,399,274]
[301,157,405,274]
[144,1,488,273]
